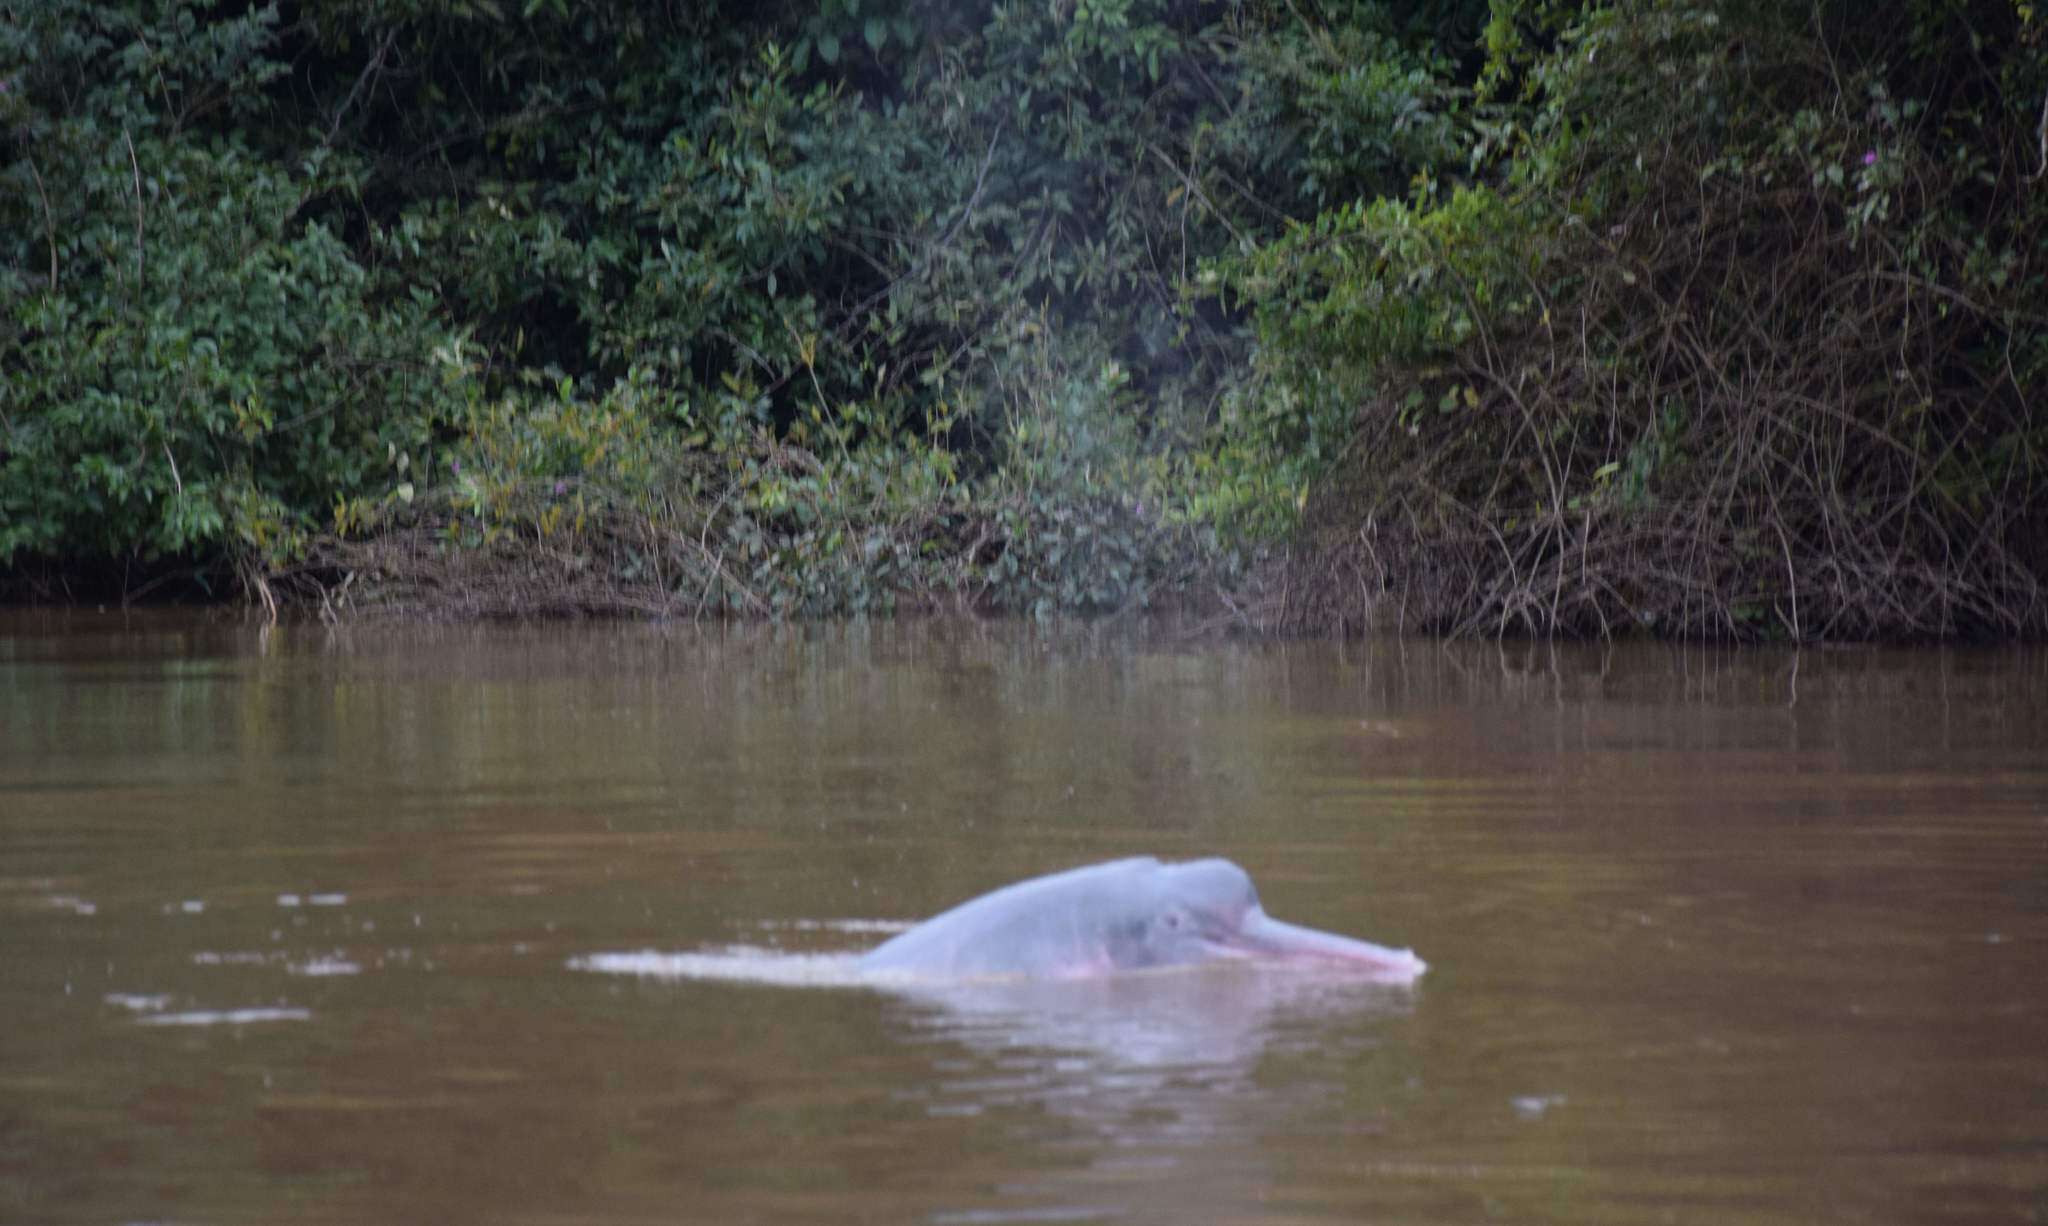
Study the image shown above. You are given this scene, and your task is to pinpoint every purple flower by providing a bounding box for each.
[553,480,568,495]
[449,458,461,474]
[1861,150,1877,166]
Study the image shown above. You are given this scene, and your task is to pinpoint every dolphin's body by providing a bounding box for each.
[858,857,1425,981]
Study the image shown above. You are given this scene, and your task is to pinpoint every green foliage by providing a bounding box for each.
[1238,0,2048,638]
[1236,1,1468,206]
[343,330,1207,618]
[1,0,463,572]
[1202,182,1538,535]
[13,0,2032,638]
[9,0,1468,608]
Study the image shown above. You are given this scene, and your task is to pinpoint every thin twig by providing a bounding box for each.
[123,129,145,287]
[2027,87,2048,183]
[26,156,57,290]
[1142,141,1247,246]
[324,28,397,149]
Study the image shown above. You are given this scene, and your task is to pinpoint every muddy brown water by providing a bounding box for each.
[2,612,2043,1224]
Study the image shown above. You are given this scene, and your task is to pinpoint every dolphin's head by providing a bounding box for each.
[860,855,1425,982]
[1125,858,1426,977]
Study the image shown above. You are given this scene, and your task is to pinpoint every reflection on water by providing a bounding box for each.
[573,946,872,987]
[575,942,1420,1222]
[1,612,2045,1224]
[878,961,1411,1066]
[573,943,1413,1067]
[877,968,1417,1226]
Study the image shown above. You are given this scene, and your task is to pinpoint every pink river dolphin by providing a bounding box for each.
[859,857,1425,981]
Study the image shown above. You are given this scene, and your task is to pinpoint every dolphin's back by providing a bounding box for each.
[859,857,1164,979]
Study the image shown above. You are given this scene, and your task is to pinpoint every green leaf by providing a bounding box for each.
[864,17,885,51]
[817,32,840,63]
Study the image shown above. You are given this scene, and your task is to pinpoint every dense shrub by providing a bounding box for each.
[1237,0,2048,639]
[8,0,2040,638]
[0,1,462,580]
[4,0,1475,612]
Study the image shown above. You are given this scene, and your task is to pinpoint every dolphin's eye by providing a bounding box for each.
[1164,911,1184,931]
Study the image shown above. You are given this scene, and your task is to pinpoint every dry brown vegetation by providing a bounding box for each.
[1270,10,2046,641]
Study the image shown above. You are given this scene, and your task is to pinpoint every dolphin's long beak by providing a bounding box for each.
[1223,907,1427,979]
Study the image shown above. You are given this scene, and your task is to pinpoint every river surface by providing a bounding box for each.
[2,613,2044,1225]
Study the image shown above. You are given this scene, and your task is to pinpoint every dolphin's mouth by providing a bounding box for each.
[1217,907,1427,978]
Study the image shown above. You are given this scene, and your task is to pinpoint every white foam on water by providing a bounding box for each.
[570,941,1428,992]
[135,1006,312,1027]
[570,946,871,988]
[753,918,914,935]
[288,955,362,977]
[192,950,278,966]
